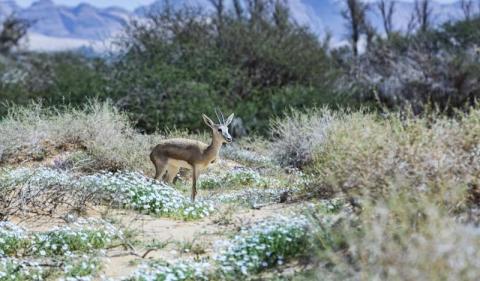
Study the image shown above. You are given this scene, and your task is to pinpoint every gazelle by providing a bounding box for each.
[150,110,234,201]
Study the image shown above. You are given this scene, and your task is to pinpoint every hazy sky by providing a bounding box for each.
[15,0,159,10]
[14,0,459,11]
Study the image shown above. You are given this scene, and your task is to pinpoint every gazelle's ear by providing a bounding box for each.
[225,113,234,126]
[202,114,215,128]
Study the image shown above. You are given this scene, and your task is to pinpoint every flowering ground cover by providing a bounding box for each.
[1,168,214,221]
[0,123,317,280]
[0,219,121,280]
[125,215,312,281]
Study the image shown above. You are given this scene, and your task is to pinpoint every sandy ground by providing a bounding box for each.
[6,149,301,279]
[100,203,298,278]
[11,202,299,279]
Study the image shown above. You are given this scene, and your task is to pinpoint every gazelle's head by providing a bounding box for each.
[203,109,234,143]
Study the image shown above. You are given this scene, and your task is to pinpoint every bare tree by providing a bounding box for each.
[377,0,396,37]
[341,0,369,56]
[0,15,31,54]
[208,0,225,26]
[460,0,474,21]
[232,0,244,19]
[407,11,417,35]
[413,0,433,32]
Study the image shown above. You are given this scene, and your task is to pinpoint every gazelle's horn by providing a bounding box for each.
[214,108,223,124]
[220,109,225,124]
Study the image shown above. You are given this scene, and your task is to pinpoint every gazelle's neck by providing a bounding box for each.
[205,132,223,160]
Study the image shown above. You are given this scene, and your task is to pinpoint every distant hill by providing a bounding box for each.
[0,0,469,51]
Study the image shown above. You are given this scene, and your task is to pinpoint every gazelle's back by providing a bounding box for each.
[150,138,208,165]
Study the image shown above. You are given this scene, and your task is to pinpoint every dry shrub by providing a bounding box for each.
[354,195,480,280]
[311,192,480,281]
[0,101,163,174]
[0,168,97,221]
[271,108,335,168]
[273,108,480,279]
[310,109,480,209]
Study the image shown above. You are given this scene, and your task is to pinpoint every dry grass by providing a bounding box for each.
[273,108,480,280]
[271,108,334,168]
[310,110,480,209]
[0,101,163,174]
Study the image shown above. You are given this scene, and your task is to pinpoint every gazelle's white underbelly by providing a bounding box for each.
[167,159,213,171]
[167,159,191,169]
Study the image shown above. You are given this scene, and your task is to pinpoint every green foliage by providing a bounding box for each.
[0,52,108,117]
[0,2,347,135]
[441,16,480,47]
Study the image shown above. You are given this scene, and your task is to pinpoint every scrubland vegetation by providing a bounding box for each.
[274,107,480,280]
[1,101,479,280]
[1,0,480,280]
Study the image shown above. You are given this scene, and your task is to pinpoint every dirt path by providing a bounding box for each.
[100,202,299,278]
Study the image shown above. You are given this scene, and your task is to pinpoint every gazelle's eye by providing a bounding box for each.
[218,128,222,132]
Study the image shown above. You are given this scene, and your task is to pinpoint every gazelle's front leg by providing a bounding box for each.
[191,165,199,202]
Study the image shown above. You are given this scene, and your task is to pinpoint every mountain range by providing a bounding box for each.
[0,0,471,52]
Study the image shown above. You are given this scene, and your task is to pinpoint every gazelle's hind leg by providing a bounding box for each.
[165,165,180,184]
[151,155,168,181]
[191,165,199,202]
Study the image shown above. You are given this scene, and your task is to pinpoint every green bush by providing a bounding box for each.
[0,52,108,117]
[107,1,341,134]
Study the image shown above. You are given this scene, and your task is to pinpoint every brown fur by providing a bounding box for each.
[150,114,234,201]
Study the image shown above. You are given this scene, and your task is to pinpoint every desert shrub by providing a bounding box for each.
[0,255,102,281]
[220,139,274,168]
[0,168,95,221]
[309,192,480,281]
[81,171,214,220]
[62,255,103,279]
[310,110,480,209]
[271,108,335,168]
[273,108,480,208]
[208,187,299,208]
[128,261,211,281]
[0,101,160,173]
[0,222,29,256]
[273,108,480,280]
[0,258,45,281]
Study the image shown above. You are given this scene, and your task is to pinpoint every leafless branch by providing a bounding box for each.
[377,0,396,37]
